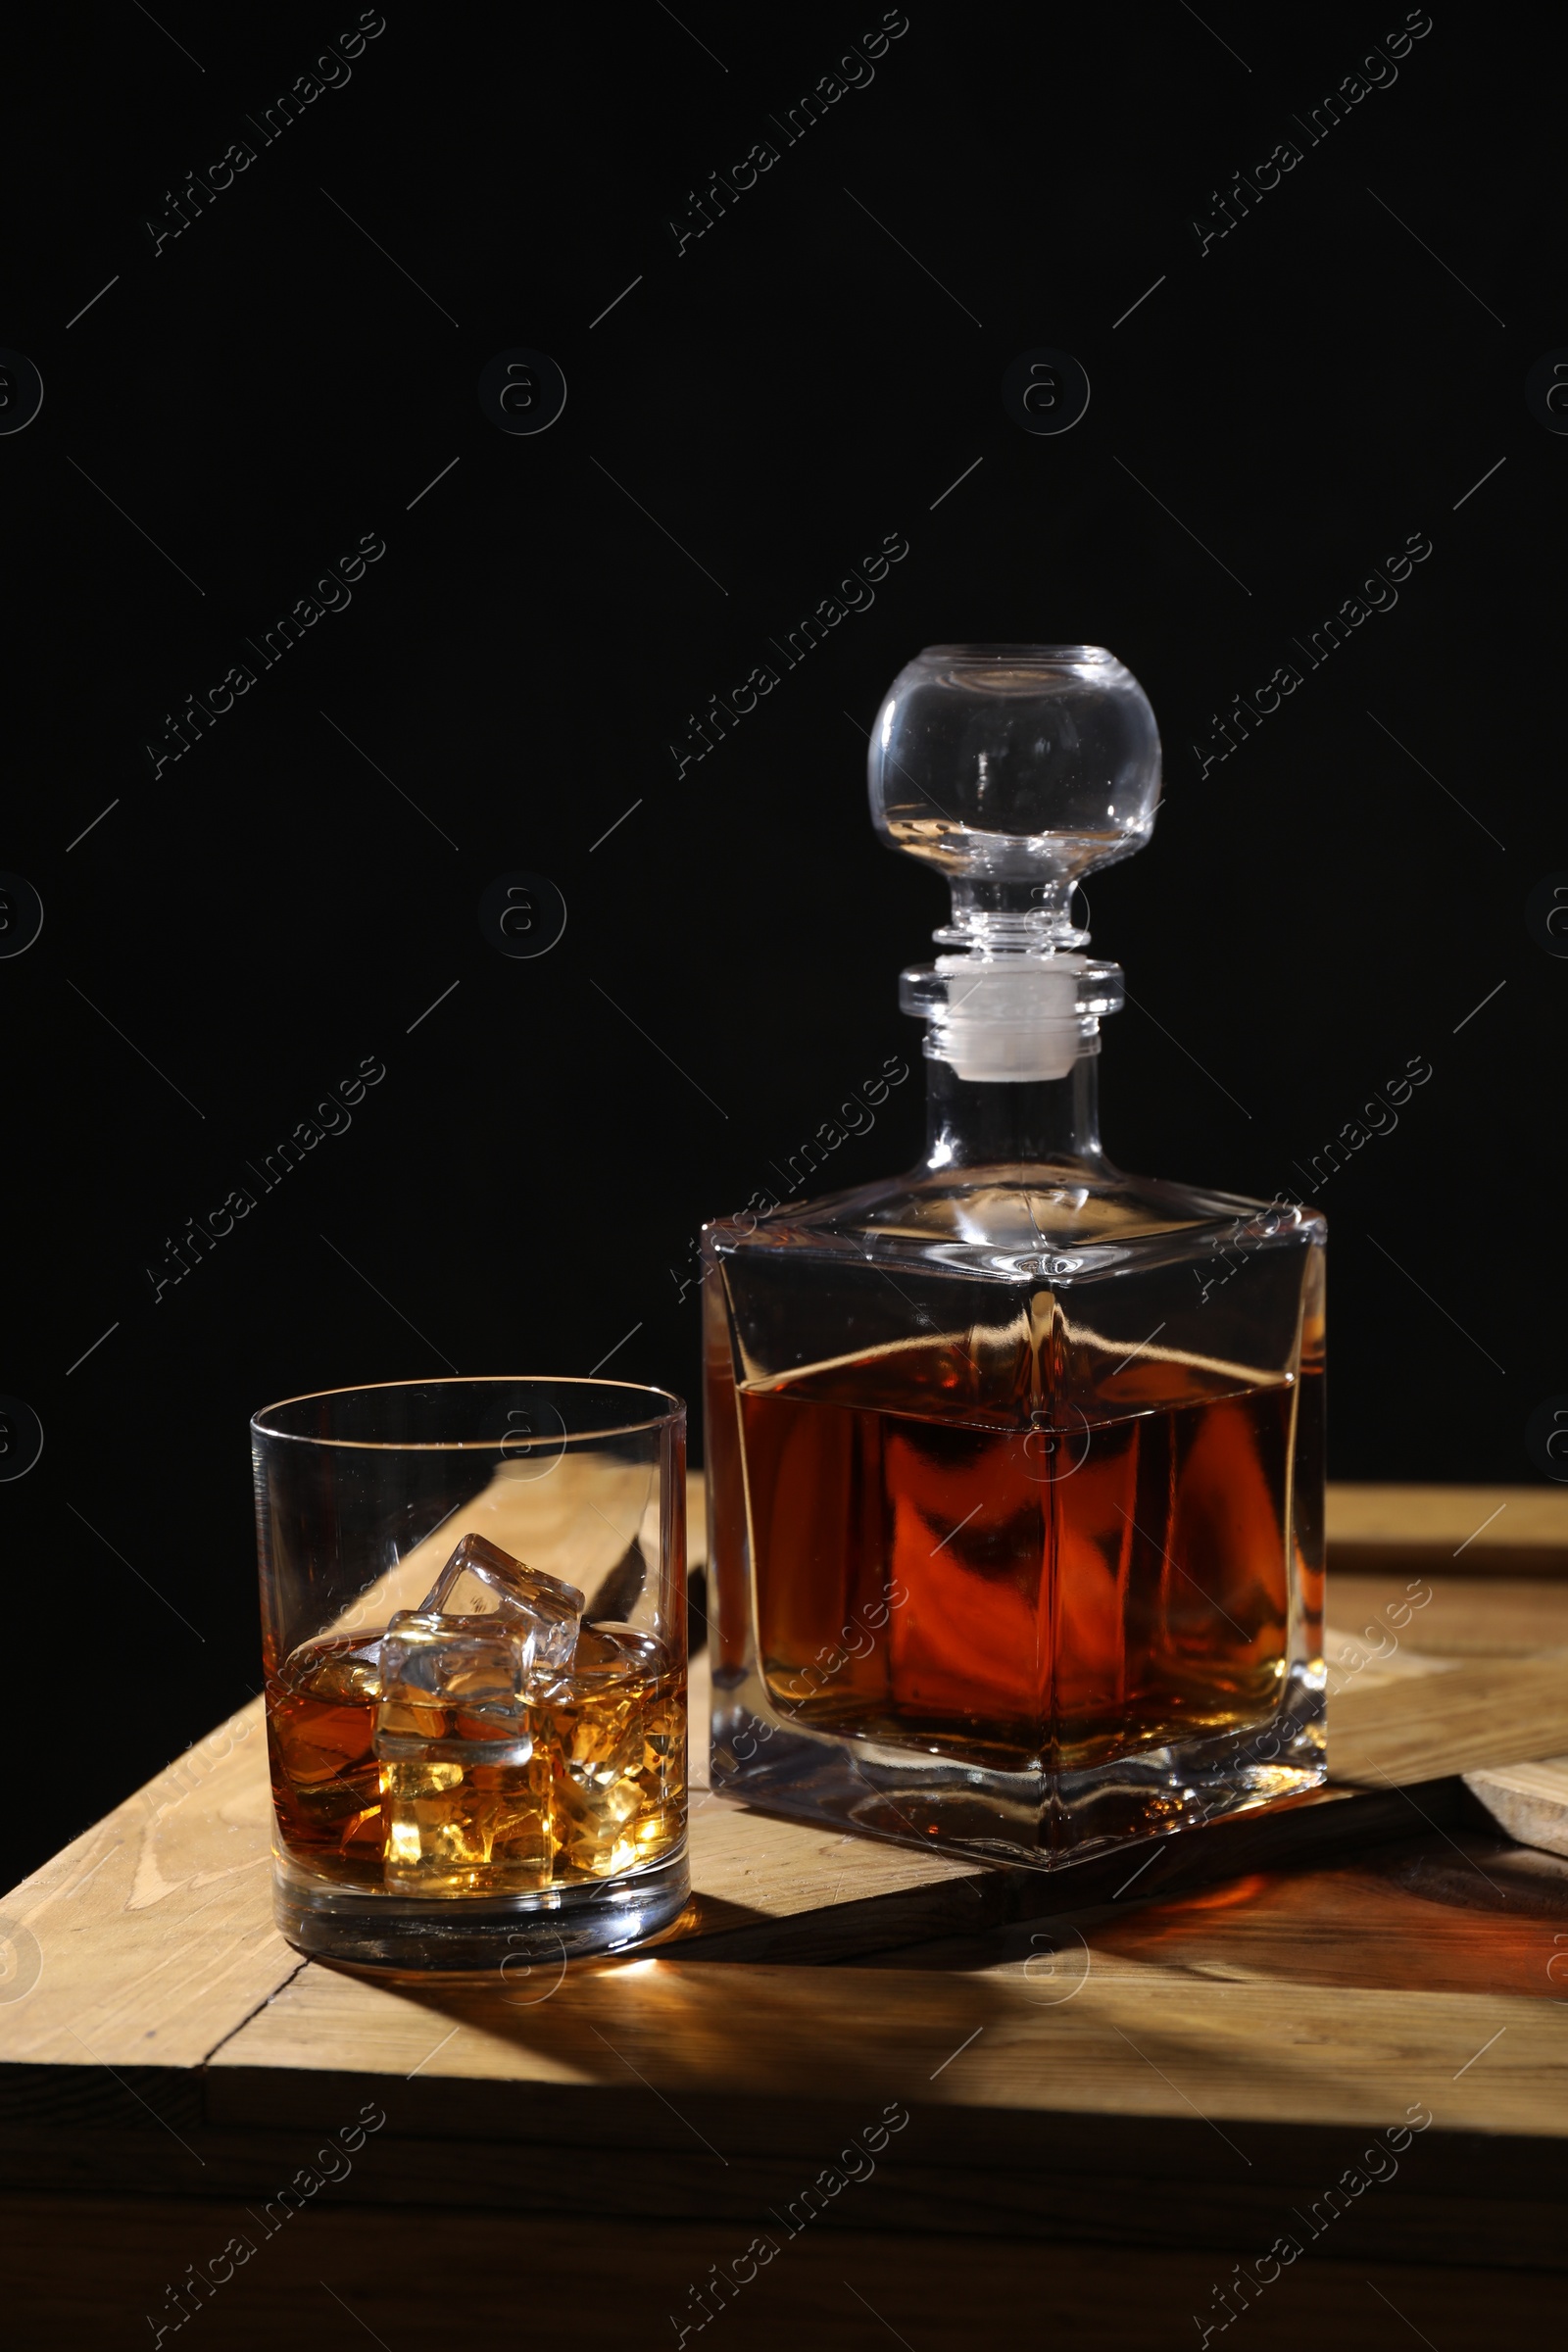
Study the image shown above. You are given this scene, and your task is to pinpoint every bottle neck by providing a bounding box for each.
[922,1043,1109,1172]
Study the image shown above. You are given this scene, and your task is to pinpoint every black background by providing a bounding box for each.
[3,2,1562,1889]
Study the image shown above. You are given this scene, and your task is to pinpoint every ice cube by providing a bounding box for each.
[532,1625,685,1882]
[374,1614,551,1894]
[417,1531,583,1668]
[378,1748,551,1894]
[375,1615,532,1764]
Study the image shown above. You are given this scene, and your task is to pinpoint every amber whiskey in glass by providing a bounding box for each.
[253,1379,689,1969]
[702,647,1325,1867]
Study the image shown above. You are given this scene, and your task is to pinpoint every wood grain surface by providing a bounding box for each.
[1327,1482,1568,1577]
[5,1483,1568,2349]
[1327,1652,1568,1788]
[1464,1755,1568,1859]
[1331,1572,1568,1656]
[3,1484,1566,2066]
[6,2194,1562,2351]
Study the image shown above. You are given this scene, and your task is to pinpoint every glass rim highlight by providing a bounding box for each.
[251,1374,686,1452]
[917,642,1115,663]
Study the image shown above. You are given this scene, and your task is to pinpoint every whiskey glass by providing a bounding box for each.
[253,1378,687,1970]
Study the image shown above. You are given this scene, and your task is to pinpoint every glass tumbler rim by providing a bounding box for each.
[916,642,1115,663]
[251,1373,686,1451]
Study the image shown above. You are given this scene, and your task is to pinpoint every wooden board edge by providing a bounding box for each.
[1330,1541,1568,1582]
[665,1782,1454,1963]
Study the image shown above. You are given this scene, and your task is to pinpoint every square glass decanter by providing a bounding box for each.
[702,645,1325,1867]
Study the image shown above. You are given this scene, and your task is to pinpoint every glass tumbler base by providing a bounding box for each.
[272,1846,690,1973]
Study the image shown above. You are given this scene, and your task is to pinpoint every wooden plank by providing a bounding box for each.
[4,1476,1568,2341]
[199,1946,1568,2142]
[1464,1757,1568,1859]
[1,1480,1562,2109]
[13,2081,1567,2250]
[0,1476,724,2073]
[871,1829,1568,2002]
[0,1675,981,2073]
[0,1699,295,2071]
[1,1509,1482,2082]
[1323,1627,1456,1694]
[5,2194,1561,2352]
[10,1808,1568,2280]
[681,1791,982,1956]
[675,1781,1470,1965]
[0,1671,1444,2082]
[1330,1573,1568,1658]
[1328,1652,1568,1788]
[1327,1483,1568,1578]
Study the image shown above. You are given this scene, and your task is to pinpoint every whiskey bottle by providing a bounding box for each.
[702,645,1324,1865]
